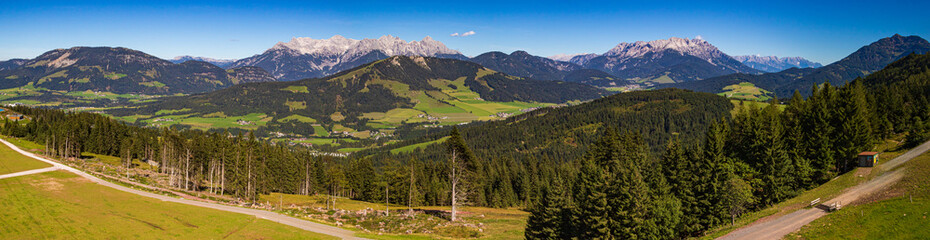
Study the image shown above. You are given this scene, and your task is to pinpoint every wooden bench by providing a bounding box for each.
[810,198,821,206]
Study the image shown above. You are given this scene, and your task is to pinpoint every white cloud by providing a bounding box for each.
[450,31,476,37]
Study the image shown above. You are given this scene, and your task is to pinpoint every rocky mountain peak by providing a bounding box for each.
[605,37,723,62]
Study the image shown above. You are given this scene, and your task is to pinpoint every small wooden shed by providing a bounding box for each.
[858,152,879,167]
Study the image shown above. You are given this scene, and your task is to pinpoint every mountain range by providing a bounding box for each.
[227,35,468,81]
[0,47,276,94]
[170,56,236,68]
[664,34,930,98]
[110,56,608,134]
[569,37,761,83]
[733,55,823,72]
[222,36,771,86]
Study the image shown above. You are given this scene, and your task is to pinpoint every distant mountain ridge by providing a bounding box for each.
[570,37,760,83]
[0,59,28,71]
[170,56,236,68]
[467,51,631,86]
[111,56,609,133]
[733,55,822,72]
[0,47,276,94]
[228,35,469,81]
[664,34,930,97]
[469,51,581,81]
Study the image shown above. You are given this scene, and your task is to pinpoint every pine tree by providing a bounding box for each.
[836,79,874,172]
[573,157,610,239]
[524,175,568,240]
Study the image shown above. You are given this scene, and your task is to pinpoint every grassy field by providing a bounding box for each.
[718,82,774,101]
[138,112,272,130]
[359,77,551,127]
[786,143,930,239]
[0,171,336,239]
[701,138,905,239]
[0,137,336,239]
[390,136,450,154]
[0,140,51,174]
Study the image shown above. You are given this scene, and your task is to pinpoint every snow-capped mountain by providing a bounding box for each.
[229,35,468,81]
[571,37,760,83]
[732,55,823,72]
[548,53,590,62]
[170,56,236,68]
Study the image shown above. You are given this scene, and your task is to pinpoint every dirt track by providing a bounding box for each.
[0,138,364,240]
[718,140,929,240]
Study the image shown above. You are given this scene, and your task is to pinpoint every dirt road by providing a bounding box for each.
[0,166,58,179]
[0,138,364,240]
[718,140,929,240]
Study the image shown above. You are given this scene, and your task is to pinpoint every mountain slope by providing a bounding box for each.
[229,35,469,81]
[733,55,823,72]
[577,37,760,83]
[170,56,236,68]
[362,88,733,163]
[665,34,930,97]
[109,56,608,133]
[0,47,276,94]
[0,59,28,71]
[562,69,630,87]
[468,51,580,80]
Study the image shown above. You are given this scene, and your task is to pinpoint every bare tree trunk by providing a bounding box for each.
[185,148,191,191]
[385,183,389,216]
[451,148,458,221]
[408,164,414,212]
[220,160,226,195]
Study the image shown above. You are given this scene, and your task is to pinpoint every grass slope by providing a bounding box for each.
[787,143,930,239]
[718,82,773,101]
[0,171,336,239]
[0,140,50,174]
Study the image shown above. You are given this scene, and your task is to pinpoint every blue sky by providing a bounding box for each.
[1,0,928,64]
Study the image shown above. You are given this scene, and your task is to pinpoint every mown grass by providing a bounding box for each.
[787,144,930,239]
[718,82,773,101]
[0,140,51,174]
[0,171,337,239]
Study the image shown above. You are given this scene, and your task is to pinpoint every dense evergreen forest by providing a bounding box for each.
[524,53,930,239]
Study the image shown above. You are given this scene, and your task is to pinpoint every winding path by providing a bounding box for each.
[718,140,930,240]
[0,138,364,240]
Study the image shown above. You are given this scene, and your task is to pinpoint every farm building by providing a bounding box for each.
[858,152,879,167]
[7,114,25,121]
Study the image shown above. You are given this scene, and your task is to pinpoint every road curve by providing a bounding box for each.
[0,138,364,240]
[718,140,930,240]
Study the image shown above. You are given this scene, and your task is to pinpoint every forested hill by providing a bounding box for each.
[662,34,930,97]
[0,47,276,94]
[109,56,609,128]
[364,88,733,164]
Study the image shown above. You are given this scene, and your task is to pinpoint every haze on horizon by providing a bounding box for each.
[1,0,928,64]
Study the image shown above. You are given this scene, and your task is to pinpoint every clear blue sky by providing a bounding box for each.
[1,0,928,64]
